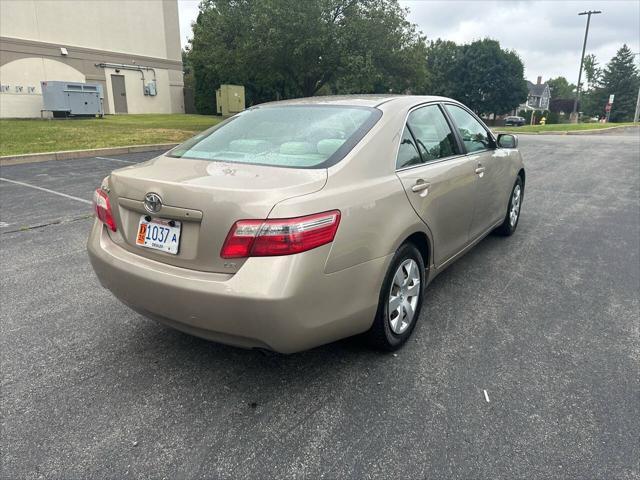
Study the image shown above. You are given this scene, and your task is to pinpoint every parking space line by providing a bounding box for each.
[0,177,92,205]
[95,156,135,164]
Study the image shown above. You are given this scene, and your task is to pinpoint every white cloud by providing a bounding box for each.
[178,0,199,51]
[401,0,640,82]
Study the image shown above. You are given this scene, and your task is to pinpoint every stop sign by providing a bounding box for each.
[605,103,612,112]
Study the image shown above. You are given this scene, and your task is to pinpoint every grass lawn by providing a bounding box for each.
[0,114,222,156]
[496,122,639,133]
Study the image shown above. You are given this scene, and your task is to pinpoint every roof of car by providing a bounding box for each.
[256,94,454,109]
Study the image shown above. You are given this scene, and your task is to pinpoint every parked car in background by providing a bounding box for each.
[88,95,525,353]
[504,115,526,126]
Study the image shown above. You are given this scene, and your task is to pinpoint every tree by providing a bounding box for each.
[547,76,575,99]
[600,44,640,122]
[448,39,528,116]
[582,53,602,90]
[188,0,428,112]
[422,39,527,115]
[423,39,460,98]
[579,53,604,118]
[182,49,194,89]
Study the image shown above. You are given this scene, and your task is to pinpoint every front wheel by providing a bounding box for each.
[366,243,425,351]
[495,176,523,236]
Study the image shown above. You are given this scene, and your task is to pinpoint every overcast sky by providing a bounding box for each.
[177,0,640,83]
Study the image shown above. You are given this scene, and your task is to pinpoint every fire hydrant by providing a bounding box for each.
[540,116,547,126]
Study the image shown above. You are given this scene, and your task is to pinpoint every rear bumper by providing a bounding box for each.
[87,221,390,353]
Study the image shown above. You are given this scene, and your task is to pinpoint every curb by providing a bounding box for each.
[493,125,638,136]
[565,125,637,135]
[0,143,178,167]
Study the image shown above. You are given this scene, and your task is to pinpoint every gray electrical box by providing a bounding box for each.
[144,81,157,96]
[41,81,104,117]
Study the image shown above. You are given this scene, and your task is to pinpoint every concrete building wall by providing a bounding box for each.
[103,68,175,115]
[0,0,183,118]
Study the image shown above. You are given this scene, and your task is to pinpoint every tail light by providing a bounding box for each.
[93,188,117,232]
[221,210,341,258]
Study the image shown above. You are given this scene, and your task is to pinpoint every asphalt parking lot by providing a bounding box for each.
[1,130,639,479]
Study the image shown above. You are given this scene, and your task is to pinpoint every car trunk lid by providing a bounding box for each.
[106,155,327,273]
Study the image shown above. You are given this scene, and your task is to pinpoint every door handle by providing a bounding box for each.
[411,180,431,193]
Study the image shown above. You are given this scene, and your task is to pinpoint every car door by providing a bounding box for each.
[444,103,505,241]
[395,103,477,267]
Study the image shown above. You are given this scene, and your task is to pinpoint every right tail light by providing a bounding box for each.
[221,210,341,258]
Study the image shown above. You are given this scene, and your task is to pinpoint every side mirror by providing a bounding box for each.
[497,133,518,149]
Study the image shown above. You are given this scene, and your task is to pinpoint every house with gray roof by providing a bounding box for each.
[520,76,551,111]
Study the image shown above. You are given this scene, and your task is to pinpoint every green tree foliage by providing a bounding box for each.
[423,39,459,98]
[547,76,575,99]
[579,53,604,117]
[182,49,194,89]
[580,45,639,121]
[582,53,602,90]
[424,38,528,115]
[188,0,428,112]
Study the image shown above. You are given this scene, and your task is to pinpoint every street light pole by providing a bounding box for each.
[571,10,602,123]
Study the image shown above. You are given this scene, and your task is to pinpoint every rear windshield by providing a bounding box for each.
[169,105,381,168]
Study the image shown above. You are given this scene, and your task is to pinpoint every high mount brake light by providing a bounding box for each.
[221,210,341,258]
[93,188,117,232]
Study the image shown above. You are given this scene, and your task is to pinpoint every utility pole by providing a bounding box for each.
[634,53,640,123]
[571,10,602,123]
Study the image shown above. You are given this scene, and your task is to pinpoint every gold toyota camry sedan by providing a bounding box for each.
[88,95,525,353]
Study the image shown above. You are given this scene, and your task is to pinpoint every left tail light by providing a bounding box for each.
[221,210,341,258]
[93,188,117,232]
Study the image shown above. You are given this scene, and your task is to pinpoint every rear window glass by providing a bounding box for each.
[169,105,381,168]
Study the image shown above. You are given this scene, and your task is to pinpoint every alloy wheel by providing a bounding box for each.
[388,259,421,335]
[509,185,521,227]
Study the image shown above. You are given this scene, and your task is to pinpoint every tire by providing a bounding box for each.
[495,176,523,236]
[367,243,425,351]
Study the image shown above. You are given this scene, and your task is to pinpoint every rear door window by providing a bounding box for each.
[396,127,422,169]
[407,105,459,162]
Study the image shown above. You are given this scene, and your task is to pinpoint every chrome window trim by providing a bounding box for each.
[396,152,469,172]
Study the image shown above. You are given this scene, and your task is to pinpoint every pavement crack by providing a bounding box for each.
[1,214,93,234]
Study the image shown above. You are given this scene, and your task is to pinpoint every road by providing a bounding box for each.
[1,131,639,479]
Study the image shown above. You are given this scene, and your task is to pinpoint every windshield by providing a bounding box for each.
[169,105,381,168]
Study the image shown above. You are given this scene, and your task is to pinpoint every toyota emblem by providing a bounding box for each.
[144,192,162,214]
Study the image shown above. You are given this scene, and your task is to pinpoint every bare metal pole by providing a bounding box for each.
[571,10,601,123]
[634,53,640,123]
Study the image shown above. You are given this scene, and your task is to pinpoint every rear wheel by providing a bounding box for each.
[367,243,425,351]
[495,176,523,236]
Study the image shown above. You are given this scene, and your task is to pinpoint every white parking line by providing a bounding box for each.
[95,156,135,164]
[0,177,92,205]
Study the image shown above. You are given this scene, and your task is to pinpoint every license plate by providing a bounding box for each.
[136,216,181,254]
